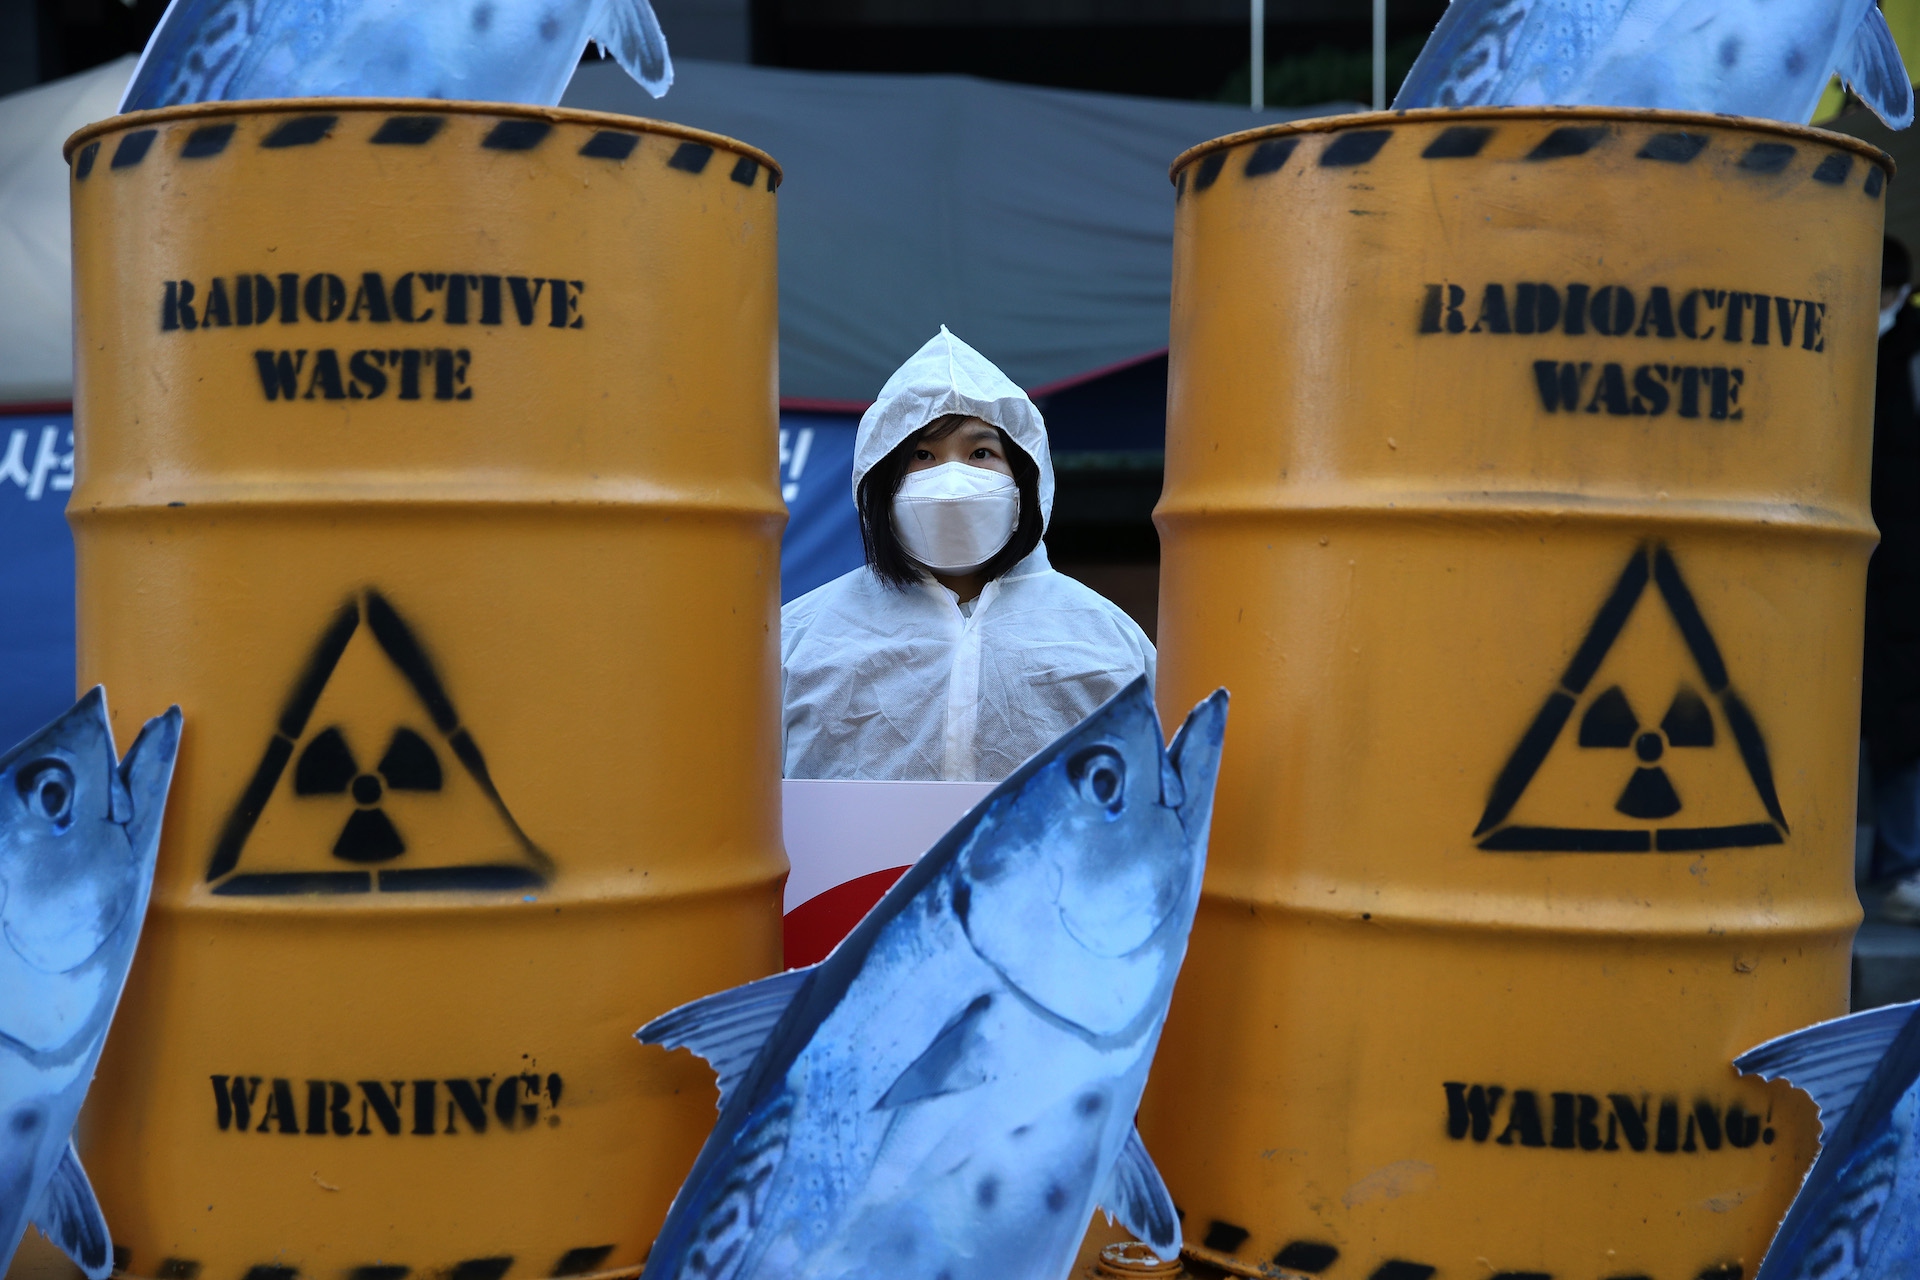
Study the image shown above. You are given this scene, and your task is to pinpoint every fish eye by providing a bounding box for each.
[1067,746,1126,816]
[16,760,75,828]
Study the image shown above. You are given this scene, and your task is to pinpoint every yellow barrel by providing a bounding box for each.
[1145,108,1884,1280]
[61,102,783,1280]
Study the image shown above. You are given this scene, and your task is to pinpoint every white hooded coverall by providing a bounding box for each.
[781,328,1156,782]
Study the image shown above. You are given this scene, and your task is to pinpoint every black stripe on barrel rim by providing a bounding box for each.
[262,115,337,148]
[1812,152,1853,184]
[1175,169,1188,198]
[1194,151,1227,190]
[730,155,759,185]
[579,130,637,160]
[1868,166,1886,197]
[1272,1242,1339,1273]
[1737,141,1795,173]
[371,115,445,145]
[1202,1221,1250,1253]
[1422,125,1492,158]
[482,119,551,151]
[1368,1264,1437,1280]
[1526,125,1606,160]
[449,1258,513,1280]
[552,1247,616,1276]
[73,140,99,179]
[181,123,234,158]
[154,1260,200,1280]
[1243,136,1298,176]
[1320,129,1391,166]
[767,166,779,191]
[111,129,157,168]
[668,141,713,173]
[347,1267,409,1280]
[112,1248,131,1274]
[1637,131,1707,163]
[241,1268,298,1280]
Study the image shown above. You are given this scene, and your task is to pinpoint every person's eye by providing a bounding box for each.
[914,449,933,460]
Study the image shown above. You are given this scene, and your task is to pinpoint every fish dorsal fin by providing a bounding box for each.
[1100,1127,1181,1262]
[876,994,994,1110]
[1841,4,1916,129]
[636,967,811,1109]
[1735,1001,1919,1130]
[33,1141,112,1280]
[591,0,675,98]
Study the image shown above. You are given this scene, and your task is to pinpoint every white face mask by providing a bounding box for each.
[1883,285,1912,337]
[891,462,1020,575]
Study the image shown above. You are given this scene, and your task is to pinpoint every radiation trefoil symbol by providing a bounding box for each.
[206,590,553,895]
[1474,542,1788,853]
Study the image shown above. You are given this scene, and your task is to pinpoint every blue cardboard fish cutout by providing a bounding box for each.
[636,678,1228,1280]
[1394,0,1913,128]
[120,0,672,112]
[1736,999,1920,1278]
[1,689,181,1280]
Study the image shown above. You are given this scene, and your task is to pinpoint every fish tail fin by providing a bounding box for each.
[592,0,674,99]
[1841,4,1915,129]
[33,1142,113,1280]
[1100,1128,1181,1262]
[119,0,244,112]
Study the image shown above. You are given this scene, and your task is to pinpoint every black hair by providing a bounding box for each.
[1887,236,1912,289]
[857,413,1044,590]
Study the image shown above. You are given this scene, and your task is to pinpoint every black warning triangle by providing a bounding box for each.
[1475,542,1788,853]
[206,590,553,895]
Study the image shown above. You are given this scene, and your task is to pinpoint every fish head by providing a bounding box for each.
[954,679,1228,1038]
[0,689,180,979]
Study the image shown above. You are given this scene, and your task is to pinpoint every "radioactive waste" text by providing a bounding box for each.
[157,270,589,406]
[1418,282,1825,350]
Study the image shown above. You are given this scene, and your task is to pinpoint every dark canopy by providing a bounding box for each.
[563,60,1346,404]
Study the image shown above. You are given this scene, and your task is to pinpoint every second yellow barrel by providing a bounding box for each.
[63,101,784,1280]
[1145,109,1884,1280]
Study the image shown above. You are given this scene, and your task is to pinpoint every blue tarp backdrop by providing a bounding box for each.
[0,409,861,752]
[779,412,864,603]
[0,410,74,752]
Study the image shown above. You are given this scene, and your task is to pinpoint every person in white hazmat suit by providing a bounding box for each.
[781,327,1156,781]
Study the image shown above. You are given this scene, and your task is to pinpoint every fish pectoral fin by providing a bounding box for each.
[1841,4,1915,129]
[637,966,813,1110]
[875,994,994,1110]
[32,1141,112,1280]
[1099,1127,1180,1262]
[592,0,675,98]
[1735,1000,1918,1132]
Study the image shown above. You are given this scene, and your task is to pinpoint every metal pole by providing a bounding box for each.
[1252,0,1265,109]
[1372,0,1386,109]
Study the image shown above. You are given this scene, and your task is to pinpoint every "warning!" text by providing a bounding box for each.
[212,1072,564,1136]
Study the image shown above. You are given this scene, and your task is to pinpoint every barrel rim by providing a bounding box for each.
[61,97,782,181]
[1168,104,1893,183]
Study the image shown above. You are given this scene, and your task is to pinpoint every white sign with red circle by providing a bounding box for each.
[780,779,995,967]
